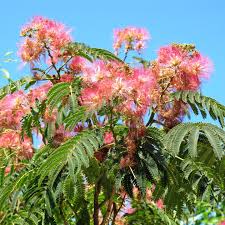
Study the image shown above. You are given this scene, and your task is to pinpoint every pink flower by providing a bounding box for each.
[113,27,150,54]
[80,84,104,110]
[156,44,213,91]
[186,52,213,79]
[103,132,114,144]
[0,91,30,129]
[43,108,57,123]
[156,199,164,209]
[19,38,43,63]
[151,44,213,126]
[70,56,86,74]
[4,166,11,176]
[0,129,33,159]
[81,60,156,119]
[27,82,52,105]
[219,220,225,225]
[19,16,72,64]
[59,74,75,83]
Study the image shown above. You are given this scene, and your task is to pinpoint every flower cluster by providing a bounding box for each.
[81,60,155,118]
[0,77,74,169]
[0,81,52,168]
[113,27,150,54]
[69,56,86,74]
[0,130,33,159]
[0,91,30,130]
[27,82,52,104]
[155,44,212,90]
[19,16,72,64]
[103,132,114,144]
[15,18,213,167]
[151,44,213,127]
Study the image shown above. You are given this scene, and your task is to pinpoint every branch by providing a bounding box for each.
[123,52,128,62]
[44,43,61,78]
[112,194,126,225]
[58,56,73,73]
[93,178,102,225]
[146,111,155,127]
[100,188,115,225]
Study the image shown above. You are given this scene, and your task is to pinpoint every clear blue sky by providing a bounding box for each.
[0,0,225,105]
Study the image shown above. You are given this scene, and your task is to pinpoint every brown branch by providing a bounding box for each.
[44,43,61,78]
[146,110,155,127]
[93,178,102,225]
[112,194,126,225]
[97,143,115,152]
[100,188,115,225]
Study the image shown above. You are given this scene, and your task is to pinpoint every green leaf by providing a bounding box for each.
[64,42,123,63]
[47,82,70,111]
[172,91,225,127]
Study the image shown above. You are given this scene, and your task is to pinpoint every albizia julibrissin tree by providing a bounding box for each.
[0,16,225,225]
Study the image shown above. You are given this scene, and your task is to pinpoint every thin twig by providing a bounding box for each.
[58,56,73,73]
[146,111,155,127]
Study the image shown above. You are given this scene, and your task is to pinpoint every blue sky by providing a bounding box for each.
[0,0,225,105]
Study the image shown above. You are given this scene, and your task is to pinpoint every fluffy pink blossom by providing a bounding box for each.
[19,38,43,63]
[69,56,86,74]
[0,91,30,129]
[81,84,105,110]
[27,82,52,105]
[156,199,164,209]
[59,74,75,83]
[19,16,72,63]
[103,132,114,144]
[43,108,58,123]
[4,166,11,176]
[113,27,150,54]
[156,44,213,91]
[151,44,213,127]
[0,129,33,159]
[80,60,155,118]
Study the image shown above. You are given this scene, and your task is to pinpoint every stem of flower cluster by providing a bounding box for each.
[44,43,61,79]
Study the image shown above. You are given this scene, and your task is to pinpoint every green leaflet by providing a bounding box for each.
[46,82,71,112]
[64,42,123,63]
[172,91,225,127]
[37,130,103,186]
[0,76,34,99]
[63,106,87,130]
[164,122,225,159]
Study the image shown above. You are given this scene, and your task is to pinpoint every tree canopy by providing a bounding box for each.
[0,16,224,225]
